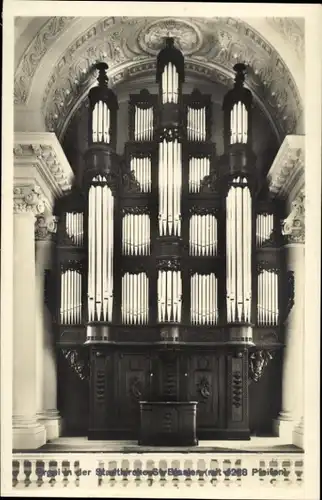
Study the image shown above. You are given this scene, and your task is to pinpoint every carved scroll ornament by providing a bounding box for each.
[249,350,273,383]
[62,348,89,381]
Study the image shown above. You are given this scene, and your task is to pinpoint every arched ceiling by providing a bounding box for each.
[14,16,304,142]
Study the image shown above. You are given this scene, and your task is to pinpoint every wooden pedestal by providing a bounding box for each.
[139,401,198,446]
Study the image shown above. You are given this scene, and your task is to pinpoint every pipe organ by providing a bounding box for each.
[56,45,286,444]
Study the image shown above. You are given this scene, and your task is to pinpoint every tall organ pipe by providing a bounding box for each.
[230,102,247,144]
[88,178,114,322]
[162,63,178,104]
[92,101,110,143]
[158,139,182,236]
[226,178,252,323]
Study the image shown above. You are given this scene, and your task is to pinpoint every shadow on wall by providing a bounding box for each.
[57,350,89,437]
[249,349,282,436]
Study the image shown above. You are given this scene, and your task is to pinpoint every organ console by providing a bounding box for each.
[55,39,287,443]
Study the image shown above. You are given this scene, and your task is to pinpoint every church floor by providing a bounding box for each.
[15,436,302,453]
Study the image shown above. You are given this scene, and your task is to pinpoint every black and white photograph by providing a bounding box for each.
[1,2,321,498]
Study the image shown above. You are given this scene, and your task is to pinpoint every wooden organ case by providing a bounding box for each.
[56,40,289,444]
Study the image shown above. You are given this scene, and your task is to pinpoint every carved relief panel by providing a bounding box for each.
[186,354,220,427]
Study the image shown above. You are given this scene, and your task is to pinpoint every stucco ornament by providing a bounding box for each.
[35,214,58,240]
[13,185,46,215]
[282,191,305,244]
[138,19,201,55]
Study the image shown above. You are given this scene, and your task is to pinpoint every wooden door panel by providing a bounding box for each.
[116,352,151,427]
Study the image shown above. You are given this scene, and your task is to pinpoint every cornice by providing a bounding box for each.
[14,132,74,210]
[267,134,304,203]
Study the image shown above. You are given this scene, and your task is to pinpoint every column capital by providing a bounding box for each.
[13,184,46,215]
[282,190,305,244]
[14,132,74,210]
[267,134,304,204]
[35,214,58,241]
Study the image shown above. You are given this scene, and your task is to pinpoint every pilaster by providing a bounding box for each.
[268,139,305,446]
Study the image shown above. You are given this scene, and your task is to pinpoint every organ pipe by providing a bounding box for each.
[189,214,217,256]
[226,177,252,323]
[92,101,110,143]
[66,212,84,246]
[60,270,82,324]
[158,139,182,236]
[88,176,114,322]
[157,270,182,323]
[134,106,154,141]
[121,272,149,325]
[130,157,152,192]
[257,270,279,325]
[187,107,206,141]
[256,214,274,246]
[161,62,179,104]
[122,214,150,255]
[190,273,218,325]
[188,157,210,192]
[230,102,248,144]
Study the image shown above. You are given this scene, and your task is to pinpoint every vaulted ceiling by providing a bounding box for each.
[14,16,304,142]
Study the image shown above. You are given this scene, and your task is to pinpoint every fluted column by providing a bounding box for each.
[35,214,61,440]
[13,185,47,449]
[274,191,305,446]
[13,133,74,448]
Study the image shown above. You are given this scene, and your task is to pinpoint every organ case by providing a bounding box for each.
[55,41,286,443]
